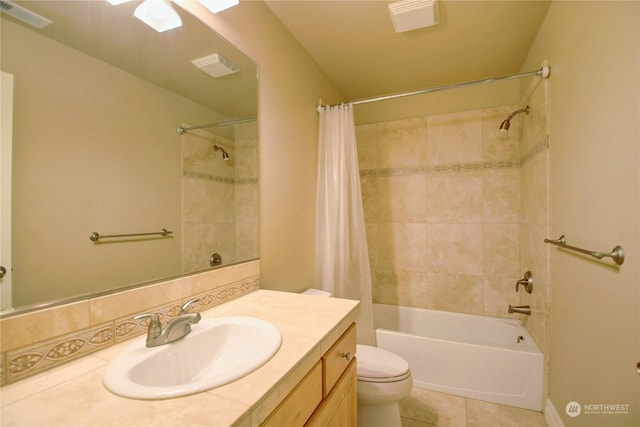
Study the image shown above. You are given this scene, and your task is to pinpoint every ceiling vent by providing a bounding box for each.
[0,0,52,29]
[192,53,240,78]
[388,0,439,33]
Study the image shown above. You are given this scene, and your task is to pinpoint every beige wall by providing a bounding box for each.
[175,0,345,293]
[1,18,224,306]
[522,2,639,425]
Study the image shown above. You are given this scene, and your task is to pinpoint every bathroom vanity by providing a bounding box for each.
[263,323,357,426]
[0,290,359,426]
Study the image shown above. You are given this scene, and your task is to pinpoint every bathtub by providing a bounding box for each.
[374,304,543,411]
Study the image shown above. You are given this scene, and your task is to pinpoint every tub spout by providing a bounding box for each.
[508,305,531,315]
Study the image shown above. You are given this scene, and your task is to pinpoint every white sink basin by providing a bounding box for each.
[103,316,282,400]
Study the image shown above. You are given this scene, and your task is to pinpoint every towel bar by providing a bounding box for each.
[544,235,624,265]
[90,229,173,242]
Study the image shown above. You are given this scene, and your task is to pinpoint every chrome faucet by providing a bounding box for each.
[508,305,531,315]
[134,298,202,347]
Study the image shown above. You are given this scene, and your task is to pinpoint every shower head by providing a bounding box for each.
[212,144,230,160]
[499,105,530,132]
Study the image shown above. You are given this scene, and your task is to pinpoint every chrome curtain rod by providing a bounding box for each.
[328,66,550,107]
[177,117,256,135]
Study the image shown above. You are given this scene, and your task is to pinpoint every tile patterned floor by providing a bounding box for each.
[400,387,547,427]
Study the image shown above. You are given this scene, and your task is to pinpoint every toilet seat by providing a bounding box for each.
[356,344,411,383]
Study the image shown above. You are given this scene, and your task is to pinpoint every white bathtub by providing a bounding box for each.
[374,304,543,411]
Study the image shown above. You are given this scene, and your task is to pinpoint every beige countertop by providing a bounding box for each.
[0,290,359,427]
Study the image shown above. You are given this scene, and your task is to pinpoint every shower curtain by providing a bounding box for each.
[316,103,375,345]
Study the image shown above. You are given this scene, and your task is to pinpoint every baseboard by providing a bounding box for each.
[544,398,565,427]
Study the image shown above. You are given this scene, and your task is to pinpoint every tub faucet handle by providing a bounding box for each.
[516,271,533,294]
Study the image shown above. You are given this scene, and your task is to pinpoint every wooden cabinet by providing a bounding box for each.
[262,323,357,427]
[307,359,356,427]
[262,362,323,427]
[321,323,357,398]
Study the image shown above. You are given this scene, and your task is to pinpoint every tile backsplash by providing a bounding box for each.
[0,260,260,386]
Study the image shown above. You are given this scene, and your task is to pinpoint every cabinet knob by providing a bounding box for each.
[341,352,351,361]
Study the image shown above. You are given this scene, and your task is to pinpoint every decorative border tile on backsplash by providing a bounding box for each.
[115,301,182,344]
[0,271,260,386]
[115,276,260,344]
[6,322,113,383]
[191,276,260,312]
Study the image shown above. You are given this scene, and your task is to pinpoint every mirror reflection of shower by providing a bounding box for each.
[212,144,230,160]
[179,116,258,273]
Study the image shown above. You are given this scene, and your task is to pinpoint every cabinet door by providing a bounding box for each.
[307,359,357,427]
[322,323,356,397]
[262,362,323,427]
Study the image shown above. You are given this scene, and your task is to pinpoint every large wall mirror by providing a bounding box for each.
[0,1,258,315]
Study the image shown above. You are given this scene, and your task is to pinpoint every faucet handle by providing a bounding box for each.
[515,271,534,294]
[134,313,162,339]
[134,312,160,324]
[180,298,201,315]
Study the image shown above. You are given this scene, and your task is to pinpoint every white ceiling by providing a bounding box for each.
[265,0,551,101]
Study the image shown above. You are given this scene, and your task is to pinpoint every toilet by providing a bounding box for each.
[355,344,413,427]
[302,289,413,427]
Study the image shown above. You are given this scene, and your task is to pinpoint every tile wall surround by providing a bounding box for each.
[517,76,551,399]
[356,101,549,325]
[357,84,551,402]
[182,128,259,273]
[358,106,521,317]
[0,260,260,386]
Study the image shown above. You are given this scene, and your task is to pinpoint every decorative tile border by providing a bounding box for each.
[360,159,520,178]
[191,277,261,312]
[184,170,235,184]
[114,301,182,344]
[237,177,259,185]
[360,141,548,178]
[183,170,258,186]
[520,136,549,166]
[112,276,260,344]
[1,275,260,386]
[115,277,260,343]
[6,322,113,383]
